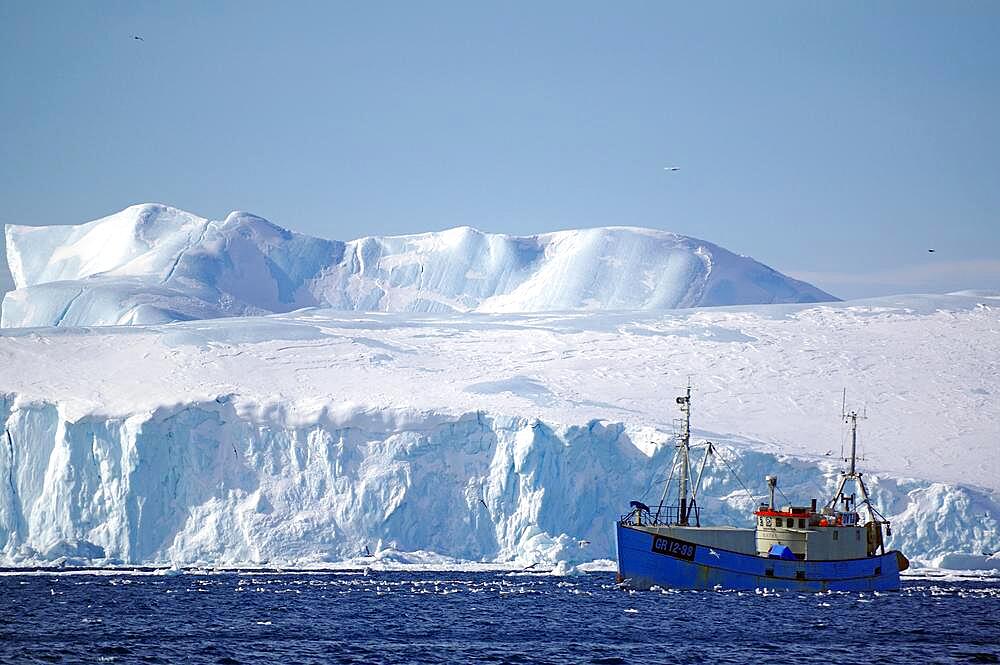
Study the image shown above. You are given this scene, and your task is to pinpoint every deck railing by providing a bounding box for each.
[620,503,702,527]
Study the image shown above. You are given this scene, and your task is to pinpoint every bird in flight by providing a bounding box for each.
[663,166,680,171]
[928,249,936,253]
[131,35,144,41]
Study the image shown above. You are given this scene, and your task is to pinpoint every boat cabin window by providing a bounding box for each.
[799,519,806,528]
[775,518,783,527]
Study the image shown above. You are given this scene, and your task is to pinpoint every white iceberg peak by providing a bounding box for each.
[2,204,835,328]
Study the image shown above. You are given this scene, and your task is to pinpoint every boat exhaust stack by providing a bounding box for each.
[766,475,778,510]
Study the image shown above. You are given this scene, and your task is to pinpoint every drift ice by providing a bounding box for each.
[615,387,909,591]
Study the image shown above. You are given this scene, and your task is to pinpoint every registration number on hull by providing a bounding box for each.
[650,535,697,561]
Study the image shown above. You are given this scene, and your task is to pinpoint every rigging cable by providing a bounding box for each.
[640,439,676,502]
[711,445,759,507]
[776,484,793,507]
[652,449,679,523]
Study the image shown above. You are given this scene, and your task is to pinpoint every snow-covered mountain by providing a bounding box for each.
[2,204,834,327]
[1,293,997,568]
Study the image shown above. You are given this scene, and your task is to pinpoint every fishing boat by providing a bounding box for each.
[615,387,909,591]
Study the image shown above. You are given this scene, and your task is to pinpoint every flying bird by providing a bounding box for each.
[709,548,720,559]
[663,167,680,172]
[131,35,144,41]
[479,498,488,509]
[928,249,935,253]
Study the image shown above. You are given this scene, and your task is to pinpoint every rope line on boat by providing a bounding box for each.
[776,484,793,507]
[639,437,677,503]
[652,449,679,523]
[711,446,759,507]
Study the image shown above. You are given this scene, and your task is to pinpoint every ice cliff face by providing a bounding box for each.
[1,399,996,568]
[0,294,997,568]
[0,402,653,565]
[2,204,834,327]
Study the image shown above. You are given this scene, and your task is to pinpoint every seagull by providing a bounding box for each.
[663,167,680,172]
[131,35,144,41]
[709,548,720,558]
[824,450,832,456]
[928,249,935,253]
[479,498,488,509]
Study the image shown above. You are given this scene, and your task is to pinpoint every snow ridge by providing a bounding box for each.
[1,204,834,327]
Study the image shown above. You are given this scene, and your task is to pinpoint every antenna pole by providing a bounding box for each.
[677,385,691,526]
[847,411,858,476]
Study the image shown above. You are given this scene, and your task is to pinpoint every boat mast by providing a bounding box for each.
[844,408,877,519]
[829,403,865,512]
[676,385,691,526]
[847,408,859,477]
[829,396,880,525]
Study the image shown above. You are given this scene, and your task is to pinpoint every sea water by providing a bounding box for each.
[2,571,998,664]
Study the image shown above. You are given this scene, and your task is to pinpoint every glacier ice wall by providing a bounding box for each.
[2,204,835,328]
[1,396,995,568]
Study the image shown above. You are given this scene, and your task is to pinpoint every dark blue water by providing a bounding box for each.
[2,571,999,664]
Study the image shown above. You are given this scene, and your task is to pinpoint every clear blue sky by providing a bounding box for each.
[1,1,998,299]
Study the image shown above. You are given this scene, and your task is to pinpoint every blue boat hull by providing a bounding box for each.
[615,524,905,592]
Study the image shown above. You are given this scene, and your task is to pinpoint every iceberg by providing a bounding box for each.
[0,293,997,567]
[2,204,835,328]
